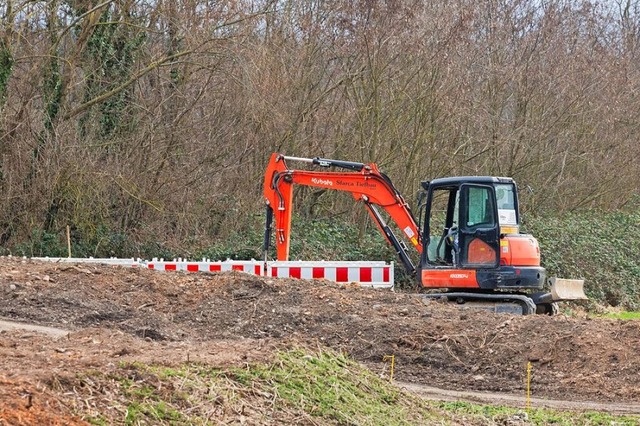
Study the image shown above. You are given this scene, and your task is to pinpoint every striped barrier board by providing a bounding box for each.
[143,259,263,275]
[32,257,142,267]
[268,261,394,289]
[30,257,394,288]
[31,257,262,275]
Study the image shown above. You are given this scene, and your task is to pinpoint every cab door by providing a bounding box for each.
[458,184,500,268]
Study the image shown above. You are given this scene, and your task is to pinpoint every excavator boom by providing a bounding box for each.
[263,153,422,272]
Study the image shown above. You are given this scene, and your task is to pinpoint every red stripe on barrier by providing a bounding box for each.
[165,264,176,271]
[360,267,372,282]
[254,265,261,275]
[312,267,324,279]
[290,267,301,279]
[271,267,278,277]
[232,265,243,271]
[383,267,389,283]
[209,265,221,272]
[148,264,155,269]
[336,267,348,282]
[187,264,198,272]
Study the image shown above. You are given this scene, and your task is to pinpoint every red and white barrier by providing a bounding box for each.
[32,257,142,267]
[268,261,394,289]
[30,257,394,288]
[143,258,263,276]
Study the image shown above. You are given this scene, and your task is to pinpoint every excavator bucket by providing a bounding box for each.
[549,277,588,301]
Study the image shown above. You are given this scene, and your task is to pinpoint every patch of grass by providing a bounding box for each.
[594,311,640,320]
[150,365,192,379]
[225,349,433,425]
[125,401,184,425]
[76,349,437,425]
[86,416,109,426]
[437,401,640,425]
[71,348,640,425]
[124,383,157,400]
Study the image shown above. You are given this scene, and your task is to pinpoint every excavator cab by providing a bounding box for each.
[423,179,502,269]
[418,176,587,314]
[419,177,540,290]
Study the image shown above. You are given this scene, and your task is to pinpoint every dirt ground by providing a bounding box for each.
[1,256,639,423]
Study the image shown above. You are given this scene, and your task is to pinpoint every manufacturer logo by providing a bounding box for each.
[449,273,469,279]
[311,178,333,186]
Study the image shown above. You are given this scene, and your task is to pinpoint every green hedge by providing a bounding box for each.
[199,216,394,263]
[525,210,640,310]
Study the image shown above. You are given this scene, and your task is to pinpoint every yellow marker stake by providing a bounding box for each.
[383,355,395,382]
[526,361,532,411]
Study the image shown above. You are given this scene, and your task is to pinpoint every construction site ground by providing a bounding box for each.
[0,257,639,424]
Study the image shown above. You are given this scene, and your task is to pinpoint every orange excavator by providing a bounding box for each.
[263,153,586,314]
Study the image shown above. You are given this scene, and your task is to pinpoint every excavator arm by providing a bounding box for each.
[263,153,422,273]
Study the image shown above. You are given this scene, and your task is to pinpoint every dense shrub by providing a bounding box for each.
[199,215,395,263]
[525,211,640,310]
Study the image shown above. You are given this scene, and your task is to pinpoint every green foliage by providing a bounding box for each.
[7,225,174,260]
[525,210,640,310]
[197,214,265,260]
[12,229,68,258]
[0,40,13,104]
[79,6,146,138]
[198,214,395,262]
[288,218,395,262]
[11,205,640,310]
[28,50,63,192]
[137,240,177,261]
[42,55,63,132]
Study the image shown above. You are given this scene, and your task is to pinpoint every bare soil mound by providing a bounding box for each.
[1,256,638,420]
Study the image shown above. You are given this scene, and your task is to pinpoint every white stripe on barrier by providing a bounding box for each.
[324,267,337,282]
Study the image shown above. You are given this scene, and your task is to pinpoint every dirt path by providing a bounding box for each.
[0,319,70,338]
[400,382,640,415]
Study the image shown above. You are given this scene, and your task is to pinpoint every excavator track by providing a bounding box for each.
[417,292,538,315]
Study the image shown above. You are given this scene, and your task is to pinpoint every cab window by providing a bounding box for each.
[495,183,517,225]
[464,186,496,228]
